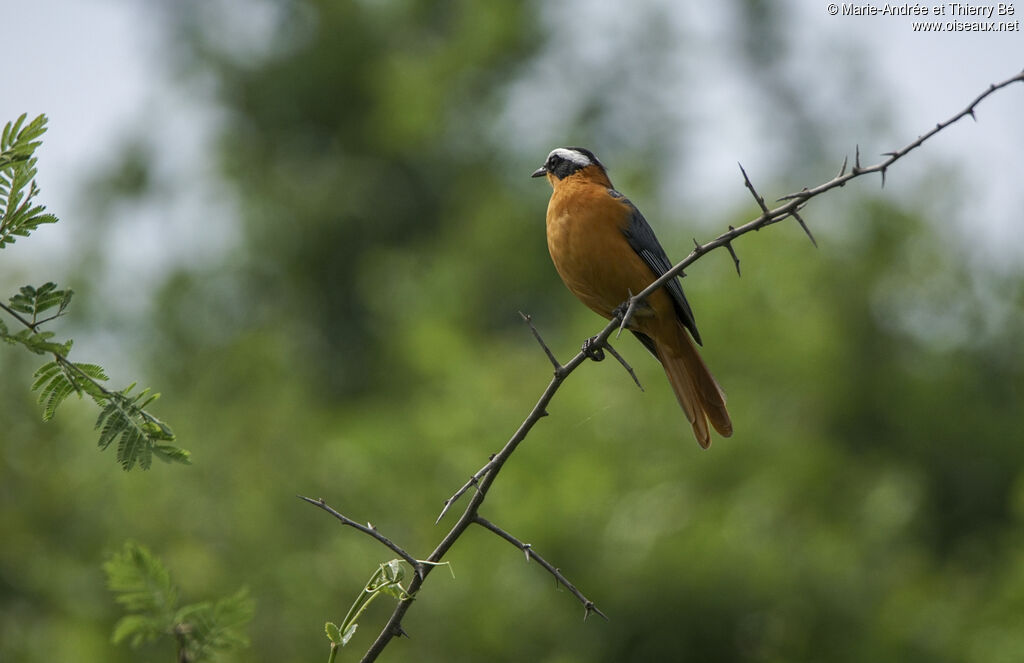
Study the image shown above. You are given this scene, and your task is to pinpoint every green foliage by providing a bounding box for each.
[6,282,73,324]
[0,281,188,469]
[95,384,184,470]
[0,114,188,470]
[104,541,254,662]
[0,114,57,248]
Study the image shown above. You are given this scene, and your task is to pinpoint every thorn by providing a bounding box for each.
[968,108,977,122]
[880,166,887,189]
[692,238,704,254]
[521,310,561,370]
[616,293,638,339]
[522,543,532,562]
[792,211,817,248]
[776,187,810,202]
[395,625,410,639]
[837,155,848,178]
[604,342,644,391]
[583,601,609,621]
[725,241,741,276]
[739,162,771,214]
[854,144,861,171]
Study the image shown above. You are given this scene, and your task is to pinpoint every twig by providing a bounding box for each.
[0,301,35,329]
[520,311,560,370]
[355,345,601,662]
[298,496,423,577]
[474,515,608,620]
[524,309,641,389]
[619,69,1024,317]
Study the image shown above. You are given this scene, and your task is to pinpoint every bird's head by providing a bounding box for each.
[531,147,610,185]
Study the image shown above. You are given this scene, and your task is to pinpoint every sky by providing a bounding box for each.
[3,0,1022,285]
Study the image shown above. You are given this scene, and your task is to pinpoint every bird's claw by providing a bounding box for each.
[582,336,606,361]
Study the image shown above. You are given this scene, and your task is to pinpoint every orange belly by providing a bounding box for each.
[546,202,674,327]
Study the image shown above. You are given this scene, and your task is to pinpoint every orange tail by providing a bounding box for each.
[653,324,732,448]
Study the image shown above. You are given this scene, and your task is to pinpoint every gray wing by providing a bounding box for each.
[614,190,702,345]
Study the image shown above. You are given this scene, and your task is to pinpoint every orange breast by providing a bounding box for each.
[545,179,674,326]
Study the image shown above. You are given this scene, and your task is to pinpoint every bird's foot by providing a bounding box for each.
[582,336,606,361]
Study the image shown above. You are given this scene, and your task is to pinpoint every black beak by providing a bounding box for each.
[530,166,547,178]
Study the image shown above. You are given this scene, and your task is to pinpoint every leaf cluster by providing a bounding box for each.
[0,114,57,248]
[0,114,189,470]
[104,542,254,663]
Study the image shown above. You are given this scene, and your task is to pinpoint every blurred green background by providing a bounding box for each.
[2,1,1023,661]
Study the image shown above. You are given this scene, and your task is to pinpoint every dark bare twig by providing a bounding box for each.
[622,70,1024,316]
[473,515,608,620]
[352,342,604,662]
[298,496,424,578]
[520,311,560,370]
[782,72,1024,202]
[0,301,38,329]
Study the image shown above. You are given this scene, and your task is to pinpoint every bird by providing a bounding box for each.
[532,146,732,448]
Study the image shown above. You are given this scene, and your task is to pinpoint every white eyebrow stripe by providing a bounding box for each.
[549,148,592,167]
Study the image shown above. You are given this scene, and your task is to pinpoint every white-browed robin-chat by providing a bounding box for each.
[533,147,732,448]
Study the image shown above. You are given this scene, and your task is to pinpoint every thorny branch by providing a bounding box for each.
[473,515,608,620]
[298,497,424,576]
[305,70,1024,663]
[615,68,1024,331]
